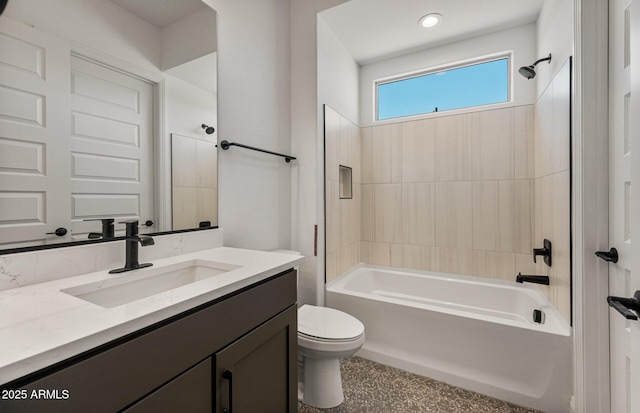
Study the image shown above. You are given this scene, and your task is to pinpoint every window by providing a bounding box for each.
[376,57,509,121]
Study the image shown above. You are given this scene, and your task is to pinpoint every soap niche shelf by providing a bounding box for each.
[339,165,352,199]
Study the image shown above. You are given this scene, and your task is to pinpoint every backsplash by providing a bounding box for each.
[0,229,223,291]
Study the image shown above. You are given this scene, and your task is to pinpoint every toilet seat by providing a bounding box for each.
[298,305,365,341]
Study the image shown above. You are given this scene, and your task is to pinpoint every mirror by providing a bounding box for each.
[0,0,217,251]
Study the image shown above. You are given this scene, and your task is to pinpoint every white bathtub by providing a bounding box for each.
[326,264,572,413]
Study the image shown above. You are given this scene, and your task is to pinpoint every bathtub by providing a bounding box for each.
[326,264,572,413]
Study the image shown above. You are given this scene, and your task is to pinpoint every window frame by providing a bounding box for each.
[373,53,513,122]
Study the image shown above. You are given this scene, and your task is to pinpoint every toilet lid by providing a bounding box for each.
[298,305,364,340]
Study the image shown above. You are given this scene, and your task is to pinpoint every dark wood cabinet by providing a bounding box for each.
[124,358,213,413]
[0,270,297,413]
[216,305,297,413]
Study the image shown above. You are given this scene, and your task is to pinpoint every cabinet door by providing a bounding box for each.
[216,305,297,413]
[123,358,212,413]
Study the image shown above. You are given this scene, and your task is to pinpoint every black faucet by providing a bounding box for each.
[109,220,154,274]
[85,218,115,239]
[516,272,550,285]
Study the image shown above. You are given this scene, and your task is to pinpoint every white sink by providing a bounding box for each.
[62,259,242,308]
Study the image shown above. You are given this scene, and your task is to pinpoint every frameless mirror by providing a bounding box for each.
[0,0,218,251]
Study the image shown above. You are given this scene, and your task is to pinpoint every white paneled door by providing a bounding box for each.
[0,17,71,246]
[69,56,154,238]
[608,0,640,412]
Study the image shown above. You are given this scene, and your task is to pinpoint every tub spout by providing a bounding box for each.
[516,273,550,285]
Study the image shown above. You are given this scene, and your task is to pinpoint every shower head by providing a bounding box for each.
[201,123,215,135]
[518,53,552,80]
[519,66,537,79]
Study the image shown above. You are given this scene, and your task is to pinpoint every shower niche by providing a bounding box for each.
[339,166,353,199]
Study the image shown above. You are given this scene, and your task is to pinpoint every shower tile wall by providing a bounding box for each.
[324,82,570,322]
[533,59,572,321]
[325,106,361,283]
[359,106,536,284]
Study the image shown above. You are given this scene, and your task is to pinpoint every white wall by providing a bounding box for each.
[317,17,360,125]
[5,0,161,71]
[536,0,574,97]
[359,24,538,127]
[161,7,217,71]
[290,0,350,306]
[205,0,292,251]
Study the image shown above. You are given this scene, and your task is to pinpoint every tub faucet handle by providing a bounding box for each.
[533,239,552,266]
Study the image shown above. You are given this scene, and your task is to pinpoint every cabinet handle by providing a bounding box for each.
[222,369,233,413]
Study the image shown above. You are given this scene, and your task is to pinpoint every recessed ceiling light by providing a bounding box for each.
[419,13,442,28]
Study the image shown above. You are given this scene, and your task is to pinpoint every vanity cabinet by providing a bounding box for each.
[0,270,297,413]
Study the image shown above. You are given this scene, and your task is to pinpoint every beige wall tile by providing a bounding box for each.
[389,244,434,271]
[401,183,435,246]
[340,196,357,247]
[324,106,341,182]
[196,139,217,188]
[340,116,360,173]
[497,181,515,253]
[435,247,473,276]
[515,253,538,276]
[196,188,217,227]
[361,127,373,184]
[472,250,515,280]
[326,179,340,253]
[514,180,534,254]
[326,249,338,283]
[472,108,514,180]
[472,181,497,250]
[434,114,472,181]
[372,123,402,183]
[514,105,535,179]
[361,184,375,241]
[370,242,391,266]
[172,186,197,230]
[535,88,553,178]
[338,243,359,276]
[390,244,403,268]
[374,184,402,244]
[436,182,473,249]
[552,171,571,280]
[401,119,435,183]
[354,184,362,245]
[551,63,571,174]
[351,124,362,184]
[555,271,571,323]
[171,135,197,187]
[538,175,554,253]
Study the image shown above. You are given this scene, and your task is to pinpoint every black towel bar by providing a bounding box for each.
[218,140,296,163]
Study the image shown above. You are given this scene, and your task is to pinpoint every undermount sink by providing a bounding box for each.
[62,259,242,308]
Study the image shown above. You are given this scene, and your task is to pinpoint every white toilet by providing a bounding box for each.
[298,304,365,408]
[271,250,365,409]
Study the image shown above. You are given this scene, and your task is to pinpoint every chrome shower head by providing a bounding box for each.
[518,53,552,80]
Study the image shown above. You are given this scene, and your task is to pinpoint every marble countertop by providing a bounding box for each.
[0,247,304,385]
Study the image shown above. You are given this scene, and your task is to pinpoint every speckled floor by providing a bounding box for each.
[297,357,542,413]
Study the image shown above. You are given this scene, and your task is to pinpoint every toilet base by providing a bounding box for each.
[301,356,344,408]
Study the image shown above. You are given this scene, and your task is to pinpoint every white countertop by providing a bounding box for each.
[0,247,304,385]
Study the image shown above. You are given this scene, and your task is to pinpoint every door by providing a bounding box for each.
[69,55,155,238]
[608,0,640,412]
[215,306,297,413]
[0,17,71,246]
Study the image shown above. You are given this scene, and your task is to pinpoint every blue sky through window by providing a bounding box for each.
[377,58,509,120]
